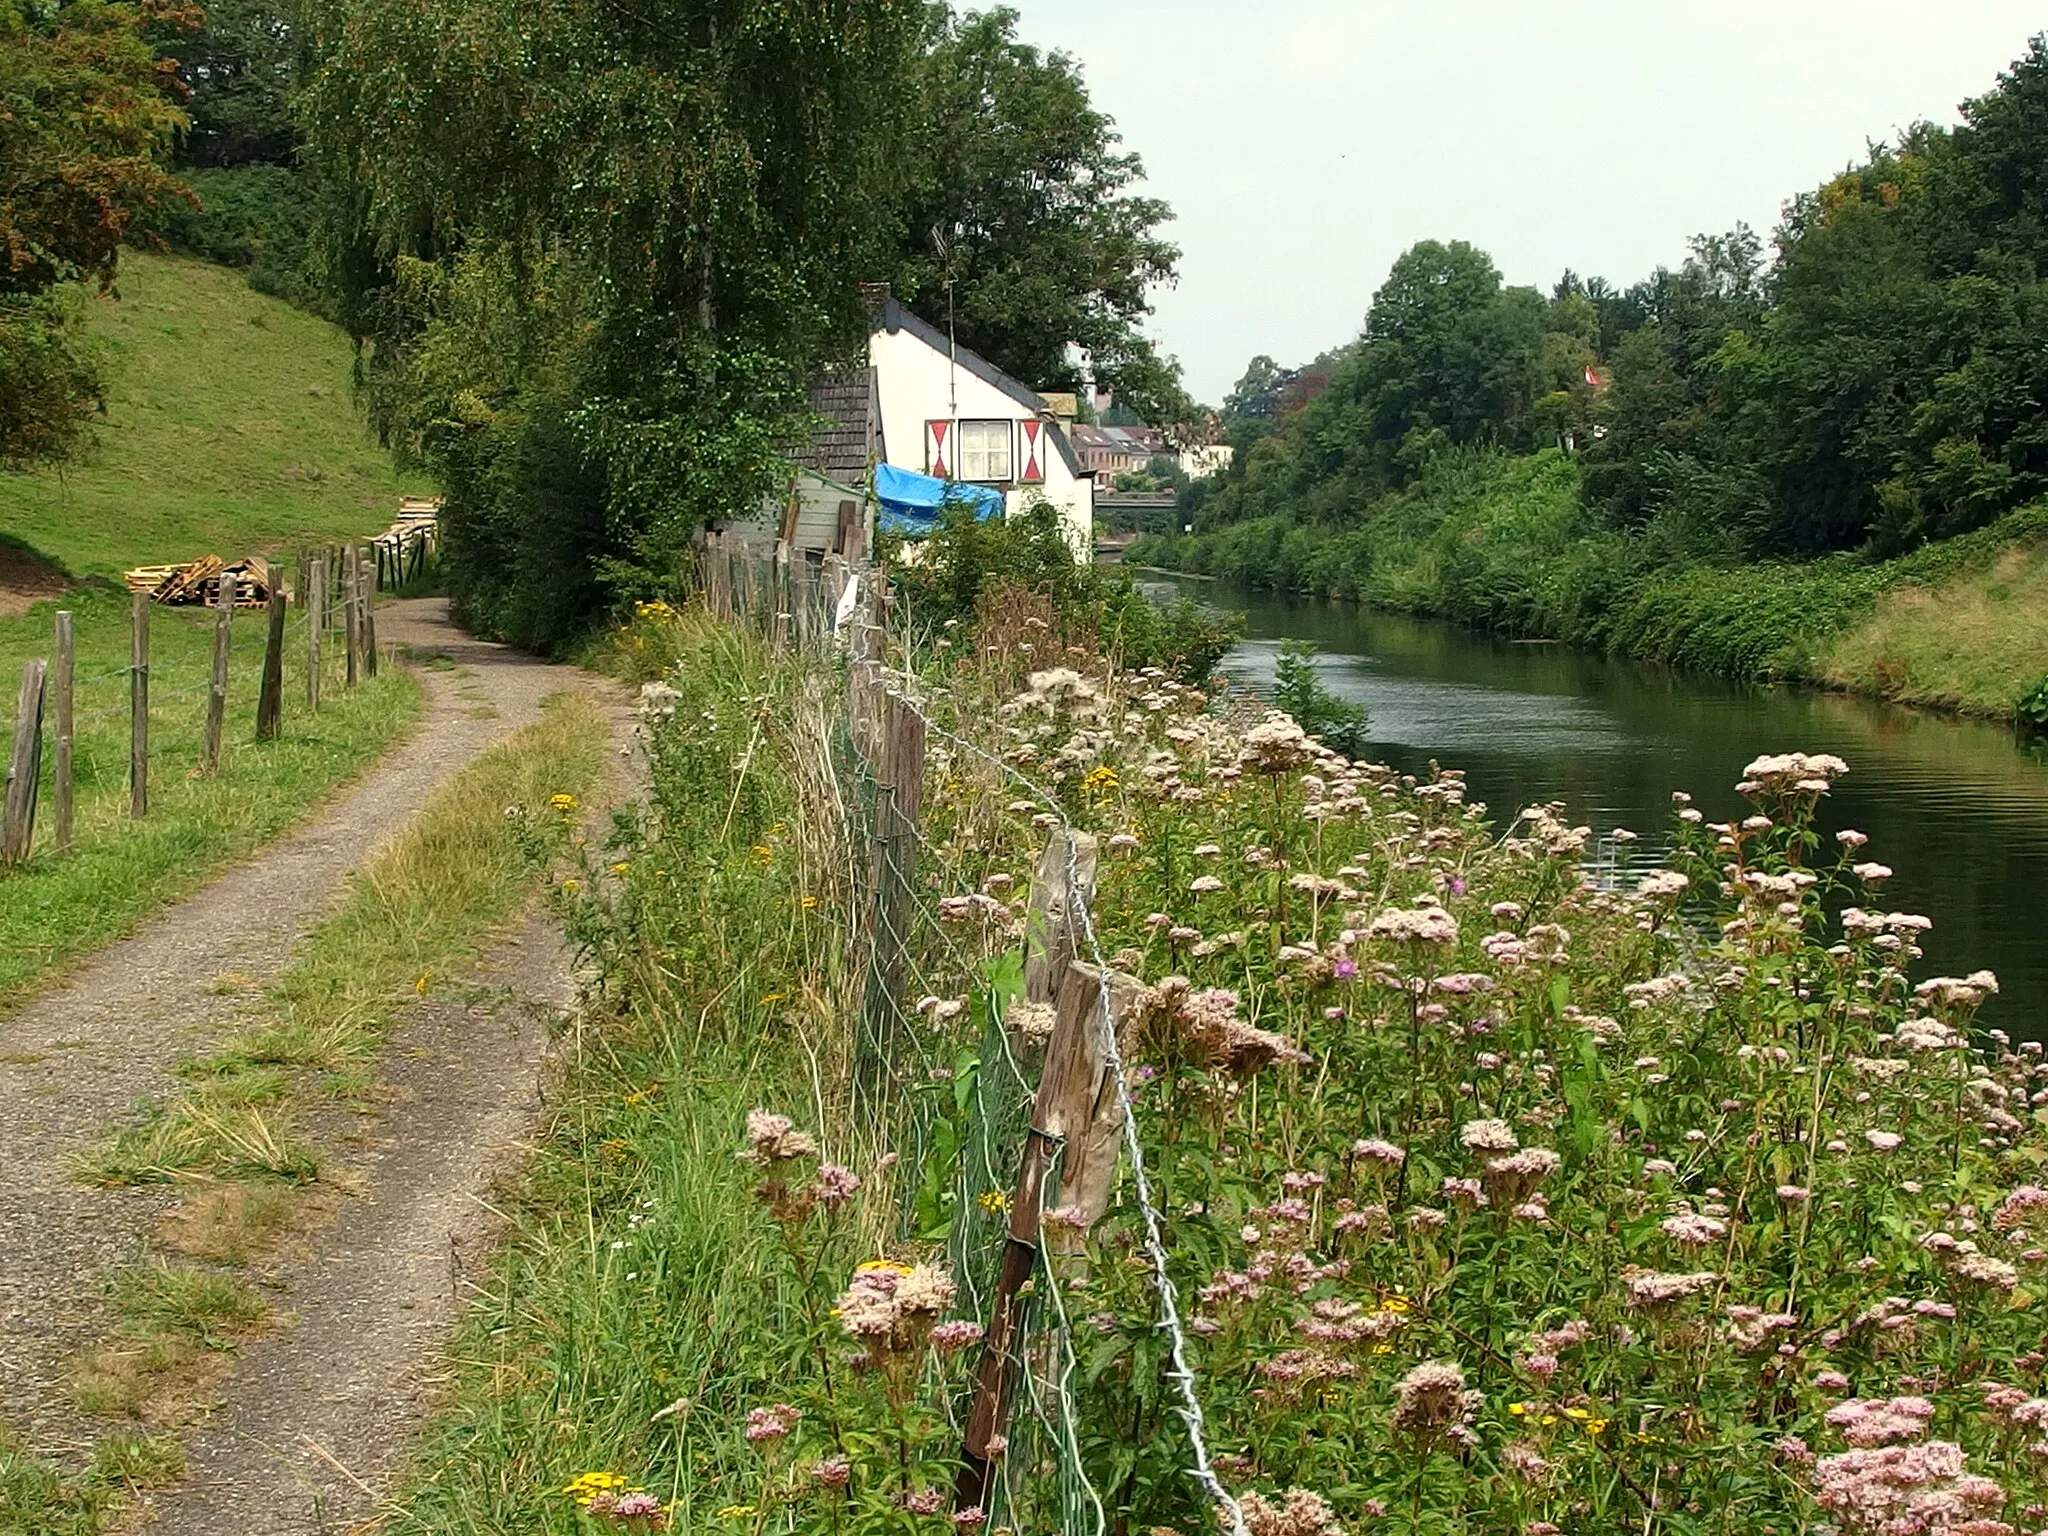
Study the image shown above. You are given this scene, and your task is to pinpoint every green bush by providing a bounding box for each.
[891,501,1243,683]
[146,166,324,314]
[1271,639,1370,757]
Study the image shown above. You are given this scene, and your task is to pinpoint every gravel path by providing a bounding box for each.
[0,598,627,1502]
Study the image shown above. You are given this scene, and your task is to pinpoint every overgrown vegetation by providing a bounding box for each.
[0,586,420,1010]
[890,502,1242,684]
[0,1424,182,1536]
[396,585,2048,1535]
[293,1,1187,653]
[1272,640,1370,758]
[1137,450,2048,709]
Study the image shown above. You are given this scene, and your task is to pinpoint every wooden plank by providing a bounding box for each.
[306,555,324,714]
[361,546,379,678]
[1022,829,1100,1010]
[343,546,360,689]
[257,570,286,741]
[202,570,236,773]
[955,960,1126,1511]
[130,592,149,818]
[2,659,46,864]
[52,610,73,853]
[854,689,927,1114]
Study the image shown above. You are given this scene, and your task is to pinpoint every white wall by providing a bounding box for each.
[869,324,1095,553]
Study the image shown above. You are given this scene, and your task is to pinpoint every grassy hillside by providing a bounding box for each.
[0,253,424,579]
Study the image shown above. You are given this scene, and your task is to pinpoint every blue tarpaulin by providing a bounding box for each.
[874,462,1004,536]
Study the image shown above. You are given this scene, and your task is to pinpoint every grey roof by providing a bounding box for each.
[876,299,1090,480]
[789,368,882,482]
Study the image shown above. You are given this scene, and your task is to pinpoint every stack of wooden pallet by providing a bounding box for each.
[123,556,274,607]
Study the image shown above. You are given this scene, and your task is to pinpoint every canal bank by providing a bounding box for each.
[1142,573,2048,1040]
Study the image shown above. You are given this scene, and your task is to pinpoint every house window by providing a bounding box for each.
[956,419,1014,483]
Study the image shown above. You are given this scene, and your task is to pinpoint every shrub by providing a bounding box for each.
[891,501,1243,683]
[1271,639,1370,757]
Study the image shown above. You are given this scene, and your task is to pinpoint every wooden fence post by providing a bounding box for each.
[955,957,1137,1513]
[203,570,236,773]
[52,610,73,853]
[854,689,927,1115]
[1021,829,1102,1015]
[257,567,286,741]
[130,592,149,818]
[306,554,324,714]
[343,545,361,689]
[2,659,47,864]
[361,547,379,678]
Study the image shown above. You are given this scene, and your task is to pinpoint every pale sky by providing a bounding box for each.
[1003,1,2048,405]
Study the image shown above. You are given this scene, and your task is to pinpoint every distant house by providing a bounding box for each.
[725,296,1096,557]
[867,297,1094,552]
[1071,423,1166,478]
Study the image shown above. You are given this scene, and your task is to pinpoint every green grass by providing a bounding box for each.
[0,252,426,580]
[0,1427,184,1536]
[0,586,422,1011]
[386,617,845,1533]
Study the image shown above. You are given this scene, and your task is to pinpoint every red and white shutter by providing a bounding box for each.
[1020,419,1046,483]
[925,419,953,478]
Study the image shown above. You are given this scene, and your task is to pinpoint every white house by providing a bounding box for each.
[867,297,1094,553]
[726,297,1096,557]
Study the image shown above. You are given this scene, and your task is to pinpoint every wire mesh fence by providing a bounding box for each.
[688,534,1244,1536]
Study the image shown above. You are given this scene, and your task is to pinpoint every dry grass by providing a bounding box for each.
[155,1183,301,1266]
[1816,539,2048,715]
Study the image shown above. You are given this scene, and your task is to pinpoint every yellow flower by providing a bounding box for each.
[760,991,787,1006]
[1083,765,1120,794]
[414,972,431,996]
[1509,1401,1532,1416]
[1378,1295,1412,1314]
[770,822,788,836]
[750,845,774,866]
[549,793,578,812]
[564,1470,627,1501]
[977,1189,1010,1214]
[611,861,631,875]
[1563,1407,1589,1420]
[856,1259,914,1277]
[716,1507,757,1520]
[801,895,819,910]
[1583,1418,1610,1436]
[1370,1342,1395,1355]
[561,878,582,895]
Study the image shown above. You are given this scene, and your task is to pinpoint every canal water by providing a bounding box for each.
[1139,576,2048,1039]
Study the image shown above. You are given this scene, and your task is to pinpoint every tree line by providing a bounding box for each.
[1192,36,2048,571]
[2,0,1187,649]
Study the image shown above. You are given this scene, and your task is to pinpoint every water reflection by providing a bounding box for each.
[1143,577,2048,1039]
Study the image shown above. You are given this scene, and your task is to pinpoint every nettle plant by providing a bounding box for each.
[857,661,2048,1536]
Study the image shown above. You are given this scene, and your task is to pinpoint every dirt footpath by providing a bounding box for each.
[0,598,631,1529]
